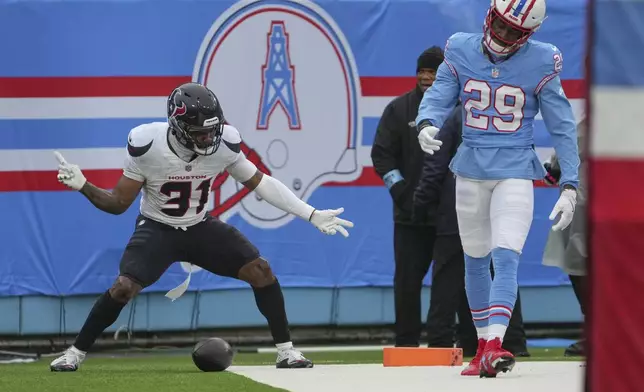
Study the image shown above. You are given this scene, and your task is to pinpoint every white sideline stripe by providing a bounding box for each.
[0,96,584,121]
[230,362,585,392]
[591,88,644,158]
[0,146,554,172]
[253,345,389,353]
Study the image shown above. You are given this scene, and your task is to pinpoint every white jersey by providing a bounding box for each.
[123,122,242,227]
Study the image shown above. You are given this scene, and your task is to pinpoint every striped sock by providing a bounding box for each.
[465,253,493,340]
[488,247,520,342]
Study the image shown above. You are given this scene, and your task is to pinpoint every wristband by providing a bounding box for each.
[383,169,404,190]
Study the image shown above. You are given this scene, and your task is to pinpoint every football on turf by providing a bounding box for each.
[192,337,234,372]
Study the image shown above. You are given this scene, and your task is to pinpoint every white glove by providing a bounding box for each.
[549,189,577,231]
[418,125,443,154]
[309,207,354,237]
[54,151,87,191]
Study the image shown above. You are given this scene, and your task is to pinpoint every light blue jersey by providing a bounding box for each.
[416,33,580,189]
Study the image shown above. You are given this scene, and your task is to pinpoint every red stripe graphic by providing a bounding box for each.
[0,167,556,192]
[0,74,583,192]
[489,312,512,319]
[0,76,586,99]
[0,170,123,192]
[4,76,192,98]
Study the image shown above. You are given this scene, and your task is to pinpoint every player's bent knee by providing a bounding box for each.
[461,240,491,259]
[238,257,276,288]
[109,276,143,303]
[494,233,528,254]
[463,247,492,259]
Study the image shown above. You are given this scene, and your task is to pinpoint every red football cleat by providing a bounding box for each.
[480,337,515,378]
[461,339,486,376]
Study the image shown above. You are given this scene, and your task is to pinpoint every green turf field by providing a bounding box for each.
[0,348,582,392]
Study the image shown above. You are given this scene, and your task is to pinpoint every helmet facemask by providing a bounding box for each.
[483,7,537,55]
[170,116,223,156]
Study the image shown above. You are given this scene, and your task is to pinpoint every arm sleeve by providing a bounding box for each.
[370,101,404,190]
[537,71,580,189]
[226,152,256,182]
[414,107,459,208]
[254,174,315,221]
[226,153,315,220]
[416,36,461,129]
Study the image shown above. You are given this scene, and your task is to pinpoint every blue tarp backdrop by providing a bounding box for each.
[0,0,586,296]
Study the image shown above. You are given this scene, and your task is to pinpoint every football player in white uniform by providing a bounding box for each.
[50,82,353,372]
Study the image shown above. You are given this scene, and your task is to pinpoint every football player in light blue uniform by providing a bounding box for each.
[415,0,580,378]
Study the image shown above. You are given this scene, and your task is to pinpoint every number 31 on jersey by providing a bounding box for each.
[160,179,212,217]
[463,79,526,133]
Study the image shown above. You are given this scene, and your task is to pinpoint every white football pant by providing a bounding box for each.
[455,176,534,257]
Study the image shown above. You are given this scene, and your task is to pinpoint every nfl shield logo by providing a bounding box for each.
[185,165,192,172]
[491,68,500,78]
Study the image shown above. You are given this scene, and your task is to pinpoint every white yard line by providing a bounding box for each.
[246,345,389,353]
[230,362,585,392]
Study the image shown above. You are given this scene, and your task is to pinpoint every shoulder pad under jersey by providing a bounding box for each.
[446,32,471,46]
[221,124,241,153]
[127,122,163,157]
[443,32,479,72]
[444,32,475,54]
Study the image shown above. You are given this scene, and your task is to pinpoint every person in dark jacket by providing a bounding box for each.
[413,103,529,356]
[542,118,587,357]
[371,46,444,347]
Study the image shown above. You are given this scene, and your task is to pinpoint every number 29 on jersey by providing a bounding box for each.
[463,79,526,133]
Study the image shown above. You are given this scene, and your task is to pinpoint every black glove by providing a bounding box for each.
[389,181,412,213]
[543,162,561,186]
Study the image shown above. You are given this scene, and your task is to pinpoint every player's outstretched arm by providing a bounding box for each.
[54,151,143,215]
[225,155,354,237]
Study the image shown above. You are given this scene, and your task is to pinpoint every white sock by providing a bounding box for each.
[476,326,488,340]
[487,324,507,341]
[276,342,293,352]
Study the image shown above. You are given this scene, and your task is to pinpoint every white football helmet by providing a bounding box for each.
[483,0,547,55]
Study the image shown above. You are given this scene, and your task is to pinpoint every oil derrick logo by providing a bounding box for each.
[194,0,363,228]
[257,21,301,130]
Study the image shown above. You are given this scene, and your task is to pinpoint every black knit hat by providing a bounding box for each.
[417,46,444,72]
